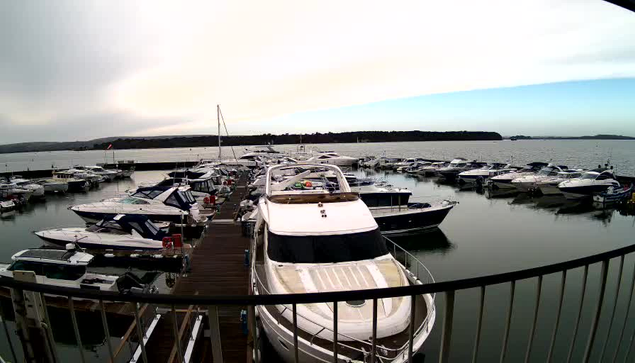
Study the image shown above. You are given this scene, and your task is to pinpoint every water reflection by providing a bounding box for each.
[389,229,455,255]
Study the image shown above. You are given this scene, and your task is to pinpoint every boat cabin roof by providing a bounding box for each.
[12,249,93,266]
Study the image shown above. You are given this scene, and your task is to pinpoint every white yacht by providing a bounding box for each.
[489,162,549,190]
[75,166,118,182]
[37,179,69,194]
[252,164,436,362]
[457,163,515,186]
[558,170,621,200]
[535,170,584,195]
[0,246,153,293]
[436,159,485,181]
[35,215,168,250]
[71,185,205,225]
[511,164,568,192]
[306,151,359,167]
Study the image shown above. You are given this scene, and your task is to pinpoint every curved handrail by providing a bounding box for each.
[1,242,634,305]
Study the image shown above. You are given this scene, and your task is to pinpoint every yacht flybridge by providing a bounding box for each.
[252,164,436,362]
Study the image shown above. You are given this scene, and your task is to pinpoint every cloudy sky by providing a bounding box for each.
[1,0,634,144]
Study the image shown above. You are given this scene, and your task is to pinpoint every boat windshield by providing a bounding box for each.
[8,261,86,280]
[581,173,598,180]
[267,228,388,263]
[120,197,149,205]
[537,167,554,176]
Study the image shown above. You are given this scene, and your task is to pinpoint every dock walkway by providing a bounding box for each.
[144,174,251,363]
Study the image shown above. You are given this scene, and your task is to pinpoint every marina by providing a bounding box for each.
[0,141,634,362]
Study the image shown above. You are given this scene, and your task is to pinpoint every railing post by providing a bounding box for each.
[582,260,610,363]
[98,299,115,363]
[567,265,589,363]
[207,305,224,363]
[612,259,635,363]
[133,303,148,363]
[371,297,378,363]
[172,305,184,363]
[250,305,259,363]
[408,293,416,363]
[524,276,543,363]
[439,290,455,363]
[472,286,485,363]
[500,281,516,363]
[599,255,625,362]
[68,297,87,363]
[547,271,567,362]
[333,301,338,363]
[293,303,299,363]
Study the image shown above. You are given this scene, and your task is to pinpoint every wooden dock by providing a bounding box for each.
[143,175,251,362]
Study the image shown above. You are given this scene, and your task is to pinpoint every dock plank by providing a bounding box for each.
[145,174,251,362]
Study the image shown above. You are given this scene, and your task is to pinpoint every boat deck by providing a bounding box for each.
[143,174,252,362]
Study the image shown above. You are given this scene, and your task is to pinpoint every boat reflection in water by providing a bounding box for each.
[388,229,455,255]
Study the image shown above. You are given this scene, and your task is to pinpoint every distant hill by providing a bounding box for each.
[0,131,502,154]
[507,134,635,140]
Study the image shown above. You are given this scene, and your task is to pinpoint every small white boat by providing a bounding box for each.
[0,199,16,217]
[35,215,168,250]
[37,179,69,194]
[306,151,359,167]
[458,163,515,186]
[593,185,633,206]
[535,170,584,195]
[0,246,156,293]
[489,162,549,190]
[559,170,621,200]
[8,178,45,199]
[417,162,448,177]
[71,186,206,225]
[511,164,568,192]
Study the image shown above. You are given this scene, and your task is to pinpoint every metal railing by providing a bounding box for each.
[1,242,635,362]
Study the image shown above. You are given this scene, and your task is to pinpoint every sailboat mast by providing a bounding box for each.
[217,104,222,160]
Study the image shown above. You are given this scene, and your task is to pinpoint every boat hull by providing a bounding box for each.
[559,185,612,200]
[372,204,453,236]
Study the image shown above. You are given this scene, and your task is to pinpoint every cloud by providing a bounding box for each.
[1,0,635,143]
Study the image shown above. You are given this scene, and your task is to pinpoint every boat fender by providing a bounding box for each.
[162,237,174,249]
[172,234,183,248]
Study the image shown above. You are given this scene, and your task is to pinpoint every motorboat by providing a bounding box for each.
[593,185,633,207]
[0,245,155,293]
[37,179,69,194]
[511,164,568,192]
[74,165,118,182]
[457,163,515,186]
[405,161,432,175]
[0,199,16,216]
[558,170,621,200]
[535,170,584,195]
[71,185,205,225]
[52,171,90,192]
[7,178,45,200]
[488,162,549,190]
[147,170,220,205]
[34,215,169,250]
[252,163,436,362]
[352,182,412,207]
[417,162,447,177]
[436,159,485,181]
[394,158,425,172]
[306,151,359,167]
[372,201,456,236]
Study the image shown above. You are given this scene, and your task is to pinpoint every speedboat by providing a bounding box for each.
[417,162,447,177]
[372,201,456,236]
[352,182,412,207]
[34,215,169,250]
[8,177,45,200]
[71,185,205,224]
[0,245,155,293]
[52,170,90,192]
[74,165,118,182]
[489,162,549,190]
[457,163,515,186]
[558,170,621,200]
[37,179,69,194]
[252,164,436,363]
[436,159,485,181]
[405,161,432,175]
[0,199,16,217]
[306,151,359,167]
[535,170,584,195]
[511,164,568,192]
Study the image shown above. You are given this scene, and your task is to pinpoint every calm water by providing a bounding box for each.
[2,139,635,175]
[1,159,634,361]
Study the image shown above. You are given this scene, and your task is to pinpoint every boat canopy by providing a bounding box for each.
[89,214,167,241]
[131,186,196,210]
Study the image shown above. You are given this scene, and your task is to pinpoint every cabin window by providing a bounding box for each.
[121,197,149,205]
[42,264,86,280]
[8,261,44,275]
[596,173,612,181]
[133,189,165,199]
[267,228,388,263]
